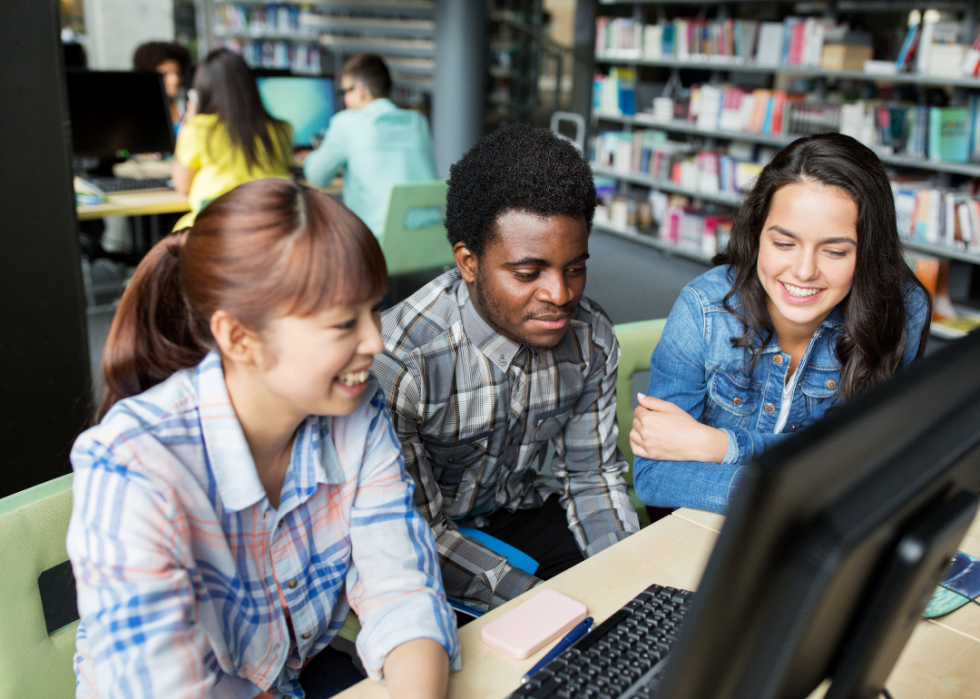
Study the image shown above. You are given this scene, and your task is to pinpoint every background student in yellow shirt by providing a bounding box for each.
[171,49,292,229]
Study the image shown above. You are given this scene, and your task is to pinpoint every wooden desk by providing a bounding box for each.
[76,189,190,221]
[75,178,344,222]
[336,509,980,699]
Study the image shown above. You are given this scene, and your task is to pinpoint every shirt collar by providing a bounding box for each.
[194,351,346,513]
[362,97,396,115]
[456,280,524,372]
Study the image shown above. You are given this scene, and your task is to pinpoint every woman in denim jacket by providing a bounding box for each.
[631,134,931,513]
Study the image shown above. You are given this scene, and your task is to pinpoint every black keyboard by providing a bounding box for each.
[83,176,173,192]
[507,584,694,699]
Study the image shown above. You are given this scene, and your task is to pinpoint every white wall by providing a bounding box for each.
[82,0,175,69]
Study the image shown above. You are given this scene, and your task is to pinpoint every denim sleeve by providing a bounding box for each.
[633,286,742,514]
[902,285,930,365]
[303,116,348,186]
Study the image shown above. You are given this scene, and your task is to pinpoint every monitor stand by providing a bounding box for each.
[826,490,978,699]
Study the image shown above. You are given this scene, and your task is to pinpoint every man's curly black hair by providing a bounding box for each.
[445,123,596,256]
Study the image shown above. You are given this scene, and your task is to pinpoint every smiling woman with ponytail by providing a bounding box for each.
[69,179,459,699]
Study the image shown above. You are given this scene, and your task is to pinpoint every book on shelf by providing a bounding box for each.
[916,21,961,76]
[961,28,980,77]
[928,108,969,164]
[593,68,638,116]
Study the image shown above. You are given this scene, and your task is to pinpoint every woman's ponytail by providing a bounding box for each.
[97,230,208,421]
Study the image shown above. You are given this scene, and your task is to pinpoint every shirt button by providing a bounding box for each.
[277,519,284,528]
[499,355,506,366]
[764,403,776,414]
[826,380,837,389]
[287,580,298,589]
[773,355,784,365]
[732,397,742,406]
[302,631,312,640]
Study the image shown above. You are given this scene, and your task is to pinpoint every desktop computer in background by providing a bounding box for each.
[255,76,335,149]
[66,70,175,180]
[659,328,980,699]
[511,330,980,699]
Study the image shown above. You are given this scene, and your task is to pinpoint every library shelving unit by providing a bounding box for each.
[201,0,435,99]
[589,0,980,284]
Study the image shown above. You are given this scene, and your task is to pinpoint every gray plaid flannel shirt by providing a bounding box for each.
[371,270,639,612]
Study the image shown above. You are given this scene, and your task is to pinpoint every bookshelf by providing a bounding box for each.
[589,0,980,309]
[593,112,980,177]
[593,55,980,90]
[202,0,435,92]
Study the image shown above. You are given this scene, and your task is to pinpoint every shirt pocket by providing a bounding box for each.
[423,432,492,486]
[705,370,758,428]
[534,406,574,442]
[800,363,841,413]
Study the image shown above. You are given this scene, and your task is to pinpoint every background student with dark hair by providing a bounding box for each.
[372,124,639,614]
[171,48,293,229]
[132,41,192,129]
[302,53,438,237]
[630,133,931,514]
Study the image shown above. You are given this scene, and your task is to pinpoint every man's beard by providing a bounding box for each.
[473,273,570,351]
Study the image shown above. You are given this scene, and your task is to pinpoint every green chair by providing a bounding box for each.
[613,319,668,529]
[379,180,455,277]
[338,611,361,643]
[0,474,77,699]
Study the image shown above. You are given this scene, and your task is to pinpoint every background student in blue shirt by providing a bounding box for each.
[302,53,439,237]
[630,134,931,514]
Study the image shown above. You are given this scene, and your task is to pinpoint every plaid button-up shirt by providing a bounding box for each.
[67,351,459,699]
[372,270,639,612]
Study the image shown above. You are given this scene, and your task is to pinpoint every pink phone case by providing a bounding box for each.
[479,589,588,659]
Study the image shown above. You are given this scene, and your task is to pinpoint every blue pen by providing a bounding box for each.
[521,616,594,684]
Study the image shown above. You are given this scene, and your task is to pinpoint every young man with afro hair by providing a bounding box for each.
[372,124,639,613]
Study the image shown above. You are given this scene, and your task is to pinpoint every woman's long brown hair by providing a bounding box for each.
[193,48,293,173]
[714,133,931,401]
[98,179,388,421]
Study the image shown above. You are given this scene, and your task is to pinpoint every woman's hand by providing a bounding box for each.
[630,394,728,464]
[383,638,449,699]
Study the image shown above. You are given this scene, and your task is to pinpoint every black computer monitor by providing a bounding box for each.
[66,69,175,173]
[660,330,980,699]
[255,76,335,148]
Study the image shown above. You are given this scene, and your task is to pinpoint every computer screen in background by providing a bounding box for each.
[659,329,980,699]
[256,76,335,149]
[66,70,174,175]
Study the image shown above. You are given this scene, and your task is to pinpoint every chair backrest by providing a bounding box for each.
[379,179,455,277]
[0,474,77,699]
[613,319,667,485]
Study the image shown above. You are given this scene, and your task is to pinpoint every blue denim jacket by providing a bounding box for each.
[633,265,930,513]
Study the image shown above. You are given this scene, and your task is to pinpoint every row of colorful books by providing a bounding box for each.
[895,183,980,253]
[688,86,795,136]
[837,104,978,164]
[631,86,980,165]
[215,39,322,74]
[592,132,766,198]
[594,189,734,259]
[595,16,852,68]
[213,4,306,34]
